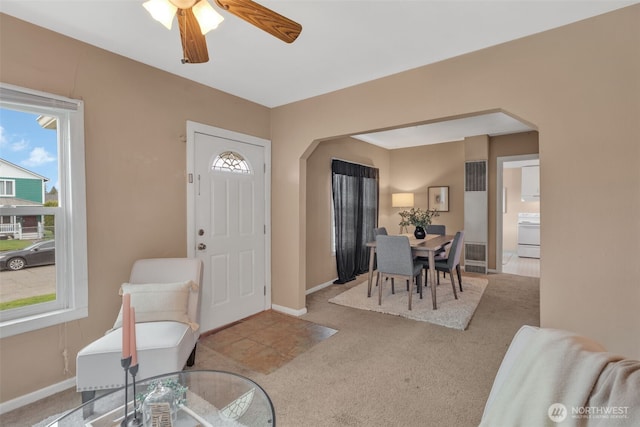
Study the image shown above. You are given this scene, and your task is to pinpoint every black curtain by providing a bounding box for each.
[331,159,379,284]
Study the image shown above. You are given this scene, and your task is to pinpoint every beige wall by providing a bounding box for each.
[2,3,639,405]
[388,141,466,238]
[0,14,270,403]
[272,4,640,361]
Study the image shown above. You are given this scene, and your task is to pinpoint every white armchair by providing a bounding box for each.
[76,258,203,403]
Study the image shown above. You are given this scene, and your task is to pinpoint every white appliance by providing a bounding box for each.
[517,213,540,258]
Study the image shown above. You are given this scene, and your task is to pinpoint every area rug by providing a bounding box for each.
[328,275,488,330]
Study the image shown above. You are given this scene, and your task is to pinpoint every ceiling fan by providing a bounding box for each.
[143,0,302,64]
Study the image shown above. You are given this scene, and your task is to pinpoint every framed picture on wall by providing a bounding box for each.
[428,186,449,212]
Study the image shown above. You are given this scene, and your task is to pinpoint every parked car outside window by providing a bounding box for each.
[0,240,55,271]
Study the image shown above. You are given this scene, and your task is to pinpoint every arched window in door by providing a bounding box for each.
[212,151,252,174]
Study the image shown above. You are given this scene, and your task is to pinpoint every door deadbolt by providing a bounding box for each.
[198,229,205,236]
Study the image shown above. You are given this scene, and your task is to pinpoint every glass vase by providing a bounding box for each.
[142,383,177,427]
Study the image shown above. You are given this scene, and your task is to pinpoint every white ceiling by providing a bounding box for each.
[353,112,535,149]
[2,0,636,147]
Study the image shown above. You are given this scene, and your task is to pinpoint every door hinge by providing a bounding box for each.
[264,286,266,296]
[264,224,266,234]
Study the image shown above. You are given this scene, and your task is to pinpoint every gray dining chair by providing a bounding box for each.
[373,227,389,288]
[424,231,465,298]
[376,235,424,310]
[417,224,448,278]
[426,224,445,236]
[426,224,448,258]
[374,227,388,236]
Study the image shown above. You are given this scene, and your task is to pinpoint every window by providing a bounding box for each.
[212,151,252,174]
[0,83,87,338]
[0,179,15,196]
[331,159,379,284]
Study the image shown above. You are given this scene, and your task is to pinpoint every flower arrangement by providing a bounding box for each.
[398,207,440,229]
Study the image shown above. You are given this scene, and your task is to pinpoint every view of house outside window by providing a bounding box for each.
[0,84,87,338]
[0,108,59,311]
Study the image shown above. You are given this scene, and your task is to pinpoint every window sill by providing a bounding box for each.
[0,307,88,339]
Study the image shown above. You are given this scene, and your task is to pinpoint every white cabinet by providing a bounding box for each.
[521,166,540,201]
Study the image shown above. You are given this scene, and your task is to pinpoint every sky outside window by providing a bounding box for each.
[0,108,58,190]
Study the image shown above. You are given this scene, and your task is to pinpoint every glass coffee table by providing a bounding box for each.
[49,370,275,426]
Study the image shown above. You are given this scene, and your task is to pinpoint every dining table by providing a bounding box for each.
[366,233,455,310]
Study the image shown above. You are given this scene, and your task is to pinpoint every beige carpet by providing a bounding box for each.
[11,272,540,427]
[329,275,487,330]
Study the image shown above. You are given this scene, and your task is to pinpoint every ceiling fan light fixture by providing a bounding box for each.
[143,0,177,30]
[142,0,301,64]
[192,0,224,35]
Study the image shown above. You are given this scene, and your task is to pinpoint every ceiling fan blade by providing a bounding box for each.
[214,0,302,44]
[177,7,210,63]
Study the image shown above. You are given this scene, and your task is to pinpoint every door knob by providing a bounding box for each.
[197,243,207,250]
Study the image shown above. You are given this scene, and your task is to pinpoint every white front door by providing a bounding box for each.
[187,122,270,332]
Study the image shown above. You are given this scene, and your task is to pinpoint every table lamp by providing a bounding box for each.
[392,192,414,233]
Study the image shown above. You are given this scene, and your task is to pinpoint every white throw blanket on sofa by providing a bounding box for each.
[480,328,640,426]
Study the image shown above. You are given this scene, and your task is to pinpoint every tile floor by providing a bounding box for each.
[198,310,338,374]
[502,251,540,278]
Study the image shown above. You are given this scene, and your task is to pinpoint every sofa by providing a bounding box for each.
[480,325,639,426]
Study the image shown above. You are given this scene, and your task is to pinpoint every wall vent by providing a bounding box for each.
[465,243,486,262]
[465,264,487,274]
[465,161,487,192]
[464,160,488,274]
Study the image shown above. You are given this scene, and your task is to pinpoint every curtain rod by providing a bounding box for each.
[331,157,376,168]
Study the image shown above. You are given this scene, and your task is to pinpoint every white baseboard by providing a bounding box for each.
[271,303,307,317]
[306,278,337,295]
[0,377,76,415]
[271,278,337,317]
